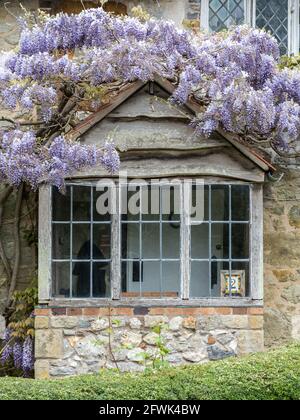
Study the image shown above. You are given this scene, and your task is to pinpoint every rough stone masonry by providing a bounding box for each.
[34,307,264,379]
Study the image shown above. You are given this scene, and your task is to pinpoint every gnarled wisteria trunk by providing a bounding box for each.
[0,185,37,318]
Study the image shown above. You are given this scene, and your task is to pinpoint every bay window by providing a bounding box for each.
[201,0,300,55]
[47,180,260,302]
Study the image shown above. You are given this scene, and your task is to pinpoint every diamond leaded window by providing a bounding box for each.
[201,0,299,55]
[256,0,289,55]
[209,0,245,32]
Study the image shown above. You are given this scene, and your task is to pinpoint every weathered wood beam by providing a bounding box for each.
[251,184,264,300]
[38,185,52,302]
[217,128,275,172]
[44,297,263,308]
[68,81,146,140]
[106,115,191,122]
[154,76,273,173]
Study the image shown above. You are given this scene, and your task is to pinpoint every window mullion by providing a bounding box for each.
[90,186,93,298]
[209,184,212,298]
[250,184,263,300]
[229,185,232,298]
[249,185,253,298]
[288,0,299,55]
[245,0,255,26]
[139,187,142,298]
[39,184,52,302]
[111,185,121,300]
[69,186,73,298]
[181,181,190,300]
[200,0,210,31]
[159,186,163,298]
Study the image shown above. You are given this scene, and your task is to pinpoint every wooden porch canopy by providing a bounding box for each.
[67,76,276,175]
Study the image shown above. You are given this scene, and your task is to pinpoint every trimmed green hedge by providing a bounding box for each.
[0,344,300,400]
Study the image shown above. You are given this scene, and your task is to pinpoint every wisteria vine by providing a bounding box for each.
[0,7,300,189]
[1,329,34,376]
[0,130,119,189]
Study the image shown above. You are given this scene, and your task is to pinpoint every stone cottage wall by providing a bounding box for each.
[34,306,264,378]
[264,168,300,347]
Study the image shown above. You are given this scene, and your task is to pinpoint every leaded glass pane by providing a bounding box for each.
[52,224,70,259]
[256,0,288,55]
[209,0,245,32]
[191,224,209,259]
[52,186,70,222]
[52,184,112,298]
[93,262,111,298]
[121,183,181,298]
[189,184,251,298]
[162,261,181,298]
[190,261,210,297]
[52,262,70,297]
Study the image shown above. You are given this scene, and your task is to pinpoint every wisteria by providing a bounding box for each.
[22,337,34,375]
[13,341,23,370]
[0,130,119,189]
[0,328,34,376]
[1,7,300,189]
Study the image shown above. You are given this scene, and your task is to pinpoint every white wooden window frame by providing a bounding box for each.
[38,179,263,306]
[200,0,300,55]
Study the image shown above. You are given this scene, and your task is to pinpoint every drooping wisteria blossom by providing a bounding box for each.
[0,7,300,189]
[0,130,119,189]
[22,337,34,375]
[0,329,34,375]
[13,341,23,370]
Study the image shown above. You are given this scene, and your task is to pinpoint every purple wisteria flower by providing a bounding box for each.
[0,328,34,374]
[100,142,120,174]
[22,337,34,375]
[0,130,120,190]
[13,341,23,370]
[0,8,299,188]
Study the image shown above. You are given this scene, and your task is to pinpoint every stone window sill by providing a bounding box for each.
[40,297,263,308]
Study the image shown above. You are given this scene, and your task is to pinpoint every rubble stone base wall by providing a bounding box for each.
[34,306,264,379]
